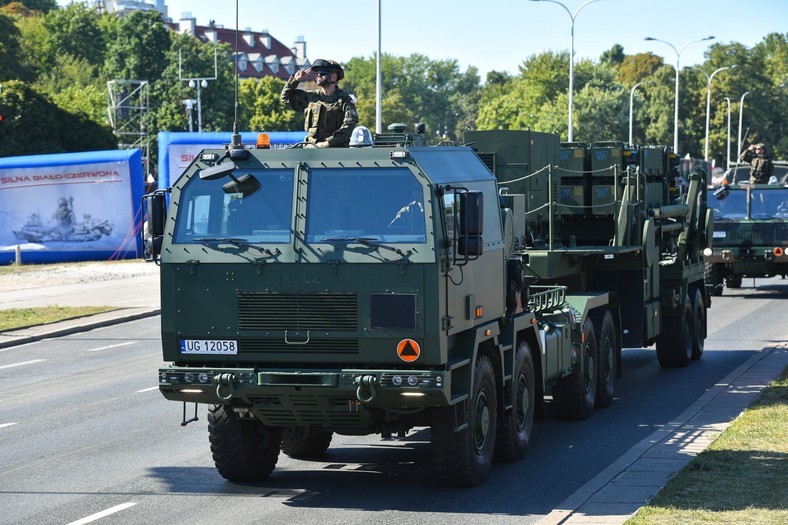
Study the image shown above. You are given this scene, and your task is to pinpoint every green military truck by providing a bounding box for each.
[144,128,710,486]
[704,179,788,295]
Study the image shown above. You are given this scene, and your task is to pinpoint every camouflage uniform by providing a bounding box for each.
[280,77,359,147]
[740,147,774,183]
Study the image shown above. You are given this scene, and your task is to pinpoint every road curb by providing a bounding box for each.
[537,343,788,525]
[0,308,161,349]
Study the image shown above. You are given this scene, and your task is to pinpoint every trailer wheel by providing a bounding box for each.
[281,428,333,459]
[690,288,706,360]
[705,262,723,296]
[208,405,282,482]
[553,318,597,420]
[593,310,617,408]
[725,274,743,289]
[431,354,497,486]
[655,293,693,368]
[494,341,535,462]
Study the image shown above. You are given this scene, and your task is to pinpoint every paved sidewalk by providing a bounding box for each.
[0,273,160,349]
[538,343,788,525]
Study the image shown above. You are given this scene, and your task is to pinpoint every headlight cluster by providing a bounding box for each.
[160,371,212,384]
[379,372,442,388]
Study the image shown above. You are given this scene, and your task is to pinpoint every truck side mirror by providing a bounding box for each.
[458,191,484,257]
[143,190,167,262]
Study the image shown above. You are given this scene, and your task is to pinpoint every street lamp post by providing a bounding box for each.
[737,91,751,160]
[644,35,715,153]
[724,96,731,168]
[179,48,218,132]
[530,0,603,142]
[629,80,652,145]
[690,65,736,160]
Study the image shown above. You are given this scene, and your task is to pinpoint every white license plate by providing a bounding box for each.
[180,339,238,355]
[713,231,726,238]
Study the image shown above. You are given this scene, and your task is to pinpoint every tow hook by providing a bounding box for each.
[215,373,236,401]
[354,375,377,404]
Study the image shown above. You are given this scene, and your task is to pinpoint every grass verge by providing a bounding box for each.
[626,365,788,525]
[0,306,119,331]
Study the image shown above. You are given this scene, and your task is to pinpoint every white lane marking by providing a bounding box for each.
[0,359,45,370]
[0,422,18,429]
[65,502,137,525]
[136,386,159,393]
[87,341,136,353]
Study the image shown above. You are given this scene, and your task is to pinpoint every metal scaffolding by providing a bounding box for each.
[107,79,151,180]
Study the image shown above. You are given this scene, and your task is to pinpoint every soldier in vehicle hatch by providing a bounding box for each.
[739,143,774,183]
[280,58,359,148]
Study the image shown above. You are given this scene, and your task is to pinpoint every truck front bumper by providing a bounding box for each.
[158,366,451,428]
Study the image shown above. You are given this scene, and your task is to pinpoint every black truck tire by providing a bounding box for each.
[656,293,693,368]
[431,354,497,487]
[553,318,597,420]
[494,341,535,462]
[281,428,333,459]
[593,310,617,408]
[705,262,723,296]
[690,287,706,360]
[208,404,282,482]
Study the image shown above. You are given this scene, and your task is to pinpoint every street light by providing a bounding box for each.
[644,35,715,153]
[179,48,218,132]
[530,0,603,142]
[724,96,731,168]
[629,80,653,145]
[182,99,197,132]
[690,65,736,160]
[737,91,751,160]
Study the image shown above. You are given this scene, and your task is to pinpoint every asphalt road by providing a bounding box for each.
[1,277,787,525]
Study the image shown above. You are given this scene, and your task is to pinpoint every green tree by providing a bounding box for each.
[239,76,302,131]
[42,2,107,68]
[104,9,170,81]
[600,44,625,65]
[0,0,55,13]
[0,12,28,80]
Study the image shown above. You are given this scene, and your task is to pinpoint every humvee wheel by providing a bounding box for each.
[208,405,282,482]
[725,274,743,289]
[656,293,693,368]
[431,354,497,486]
[553,318,597,420]
[690,287,706,360]
[705,262,723,296]
[281,428,333,458]
[495,341,535,462]
[593,310,617,408]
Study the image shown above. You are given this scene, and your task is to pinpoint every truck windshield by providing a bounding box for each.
[173,169,294,244]
[306,168,426,243]
[708,187,788,220]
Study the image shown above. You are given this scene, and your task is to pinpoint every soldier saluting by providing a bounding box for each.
[739,143,774,183]
[280,58,359,148]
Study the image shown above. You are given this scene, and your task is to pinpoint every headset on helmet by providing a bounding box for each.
[311,58,344,81]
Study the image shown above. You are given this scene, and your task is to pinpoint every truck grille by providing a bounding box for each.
[240,338,358,354]
[238,292,358,331]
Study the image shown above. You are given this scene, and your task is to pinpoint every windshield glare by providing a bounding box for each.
[173,169,294,244]
[306,168,426,243]
[708,187,788,219]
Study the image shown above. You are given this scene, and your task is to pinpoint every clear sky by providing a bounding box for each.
[156,0,787,79]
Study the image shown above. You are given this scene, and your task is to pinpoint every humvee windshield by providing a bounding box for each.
[708,187,788,220]
[172,167,427,246]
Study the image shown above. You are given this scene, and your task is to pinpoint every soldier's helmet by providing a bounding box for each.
[311,58,344,81]
[58,198,68,207]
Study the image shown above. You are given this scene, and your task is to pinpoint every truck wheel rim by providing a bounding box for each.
[474,390,490,453]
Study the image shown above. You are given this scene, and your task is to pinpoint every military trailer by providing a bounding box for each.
[145,128,710,486]
[704,180,788,294]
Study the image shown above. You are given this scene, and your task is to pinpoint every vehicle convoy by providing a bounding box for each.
[144,127,711,486]
[704,177,788,295]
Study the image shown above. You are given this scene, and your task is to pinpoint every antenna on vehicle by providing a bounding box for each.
[229,0,248,160]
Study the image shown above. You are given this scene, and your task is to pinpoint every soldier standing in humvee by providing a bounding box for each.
[739,143,774,183]
[280,58,358,148]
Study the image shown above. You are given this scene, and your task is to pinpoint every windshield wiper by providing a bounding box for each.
[323,237,412,258]
[194,237,280,256]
